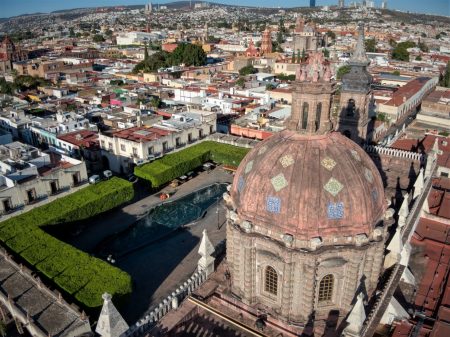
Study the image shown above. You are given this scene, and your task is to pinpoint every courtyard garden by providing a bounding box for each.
[0,177,134,308]
[134,141,250,188]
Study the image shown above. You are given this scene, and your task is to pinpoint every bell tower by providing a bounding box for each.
[287,51,335,135]
[336,23,373,145]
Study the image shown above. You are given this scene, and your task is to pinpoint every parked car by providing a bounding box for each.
[89,175,100,184]
[103,170,113,179]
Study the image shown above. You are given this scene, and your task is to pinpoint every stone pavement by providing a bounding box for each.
[66,167,233,324]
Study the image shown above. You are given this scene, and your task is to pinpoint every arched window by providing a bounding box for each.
[315,103,322,131]
[302,103,309,130]
[346,99,356,117]
[264,266,278,295]
[318,274,334,302]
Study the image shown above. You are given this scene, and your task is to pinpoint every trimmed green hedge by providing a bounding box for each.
[0,177,134,308]
[134,141,250,188]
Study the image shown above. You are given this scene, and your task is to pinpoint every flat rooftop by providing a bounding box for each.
[108,126,173,142]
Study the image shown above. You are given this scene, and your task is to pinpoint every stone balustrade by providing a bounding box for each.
[364,145,425,163]
[124,269,207,336]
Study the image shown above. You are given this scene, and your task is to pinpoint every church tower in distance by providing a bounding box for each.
[336,23,373,145]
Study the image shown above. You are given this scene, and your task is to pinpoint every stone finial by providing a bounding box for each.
[344,292,366,335]
[425,139,439,178]
[387,228,402,255]
[96,292,129,337]
[400,242,411,267]
[198,229,215,277]
[384,228,403,268]
[422,197,430,213]
[398,193,409,223]
[413,168,424,199]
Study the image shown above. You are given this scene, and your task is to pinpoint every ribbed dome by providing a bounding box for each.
[230,130,386,241]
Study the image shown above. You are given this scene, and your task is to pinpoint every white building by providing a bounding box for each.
[378,77,438,125]
[116,31,163,46]
[0,142,88,214]
[99,111,216,174]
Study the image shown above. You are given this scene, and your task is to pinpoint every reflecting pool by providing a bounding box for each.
[96,183,228,258]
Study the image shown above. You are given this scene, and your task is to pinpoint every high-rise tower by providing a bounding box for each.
[339,0,345,8]
[336,23,373,144]
[310,0,316,8]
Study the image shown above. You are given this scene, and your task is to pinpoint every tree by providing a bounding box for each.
[239,65,257,76]
[265,83,276,90]
[301,49,306,62]
[336,65,351,80]
[236,77,245,88]
[418,41,429,52]
[144,43,149,61]
[170,43,207,67]
[392,70,401,76]
[392,41,416,62]
[93,34,105,43]
[291,52,296,64]
[150,96,161,108]
[440,61,450,88]
[323,49,330,58]
[326,30,336,40]
[132,43,207,74]
[276,17,285,46]
[0,77,14,95]
[69,27,75,38]
[276,73,296,81]
[421,32,427,38]
[365,39,377,53]
[415,56,422,61]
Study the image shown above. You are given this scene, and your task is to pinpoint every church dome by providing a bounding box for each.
[230,130,385,242]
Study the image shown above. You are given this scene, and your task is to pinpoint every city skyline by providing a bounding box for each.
[0,0,448,18]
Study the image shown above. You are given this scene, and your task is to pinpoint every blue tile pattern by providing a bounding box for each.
[266,196,281,213]
[372,189,378,201]
[327,202,344,219]
[238,176,245,192]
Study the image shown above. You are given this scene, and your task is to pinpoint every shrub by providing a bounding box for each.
[0,177,134,308]
[135,141,250,188]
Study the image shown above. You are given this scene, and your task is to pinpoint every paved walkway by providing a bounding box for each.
[66,167,233,323]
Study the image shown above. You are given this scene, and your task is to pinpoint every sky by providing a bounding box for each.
[0,0,448,18]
